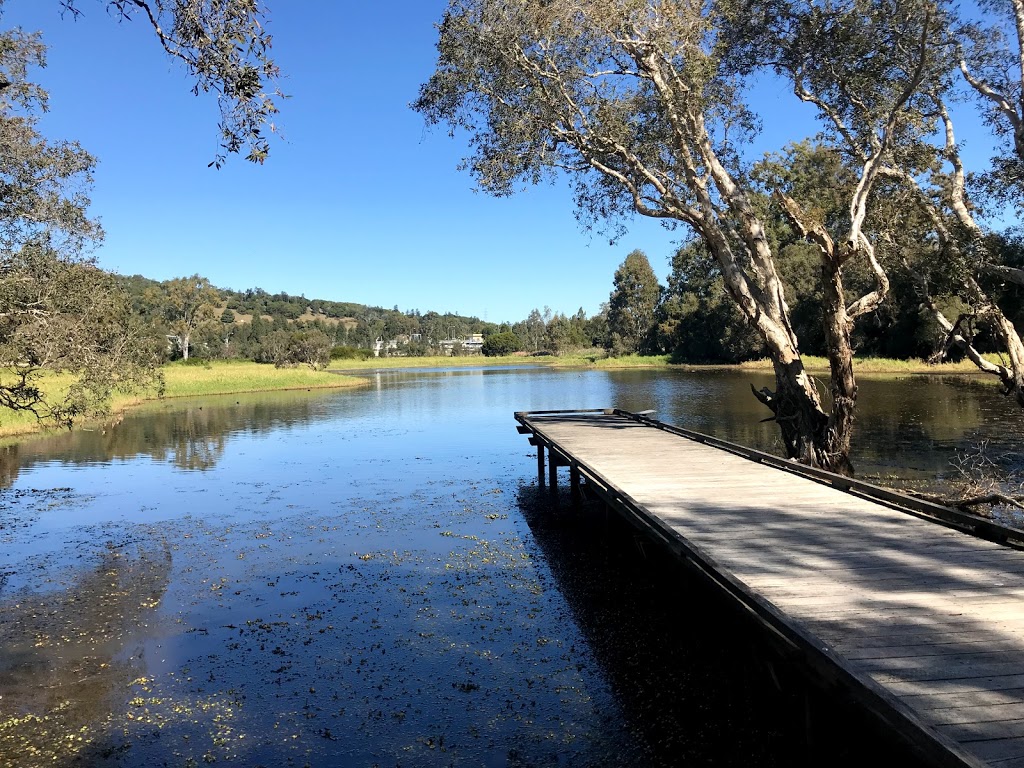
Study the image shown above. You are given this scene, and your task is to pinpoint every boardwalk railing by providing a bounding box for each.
[515,407,1024,549]
[514,407,1024,767]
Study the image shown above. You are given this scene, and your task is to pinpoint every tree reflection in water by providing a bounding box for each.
[0,533,171,764]
[0,389,340,487]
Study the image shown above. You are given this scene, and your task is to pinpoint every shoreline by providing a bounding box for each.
[328,353,997,376]
[0,354,998,442]
[0,361,367,441]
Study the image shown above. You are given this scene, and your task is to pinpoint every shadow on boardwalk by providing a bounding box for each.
[516,484,934,768]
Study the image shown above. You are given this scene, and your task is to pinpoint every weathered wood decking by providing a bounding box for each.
[515,408,1024,768]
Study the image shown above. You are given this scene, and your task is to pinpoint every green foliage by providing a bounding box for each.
[257,329,332,370]
[330,345,372,361]
[657,241,763,363]
[482,331,521,356]
[0,24,161,427]
[512,308,549,353]
[59,0,282,166]
[606,250,661,356]
[0,245,163,426]
[145,274,221,361]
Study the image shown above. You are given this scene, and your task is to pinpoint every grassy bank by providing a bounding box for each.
[0,361,365,439]
[737,355,1002,375]
[156,360,365,398]
[328,354,539,370]
[330,351,1001,375]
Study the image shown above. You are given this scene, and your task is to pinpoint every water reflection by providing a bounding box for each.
[0,532,171,764]
[0,389,345,487]
[3,368,1020,492]
[0,366,1020,766]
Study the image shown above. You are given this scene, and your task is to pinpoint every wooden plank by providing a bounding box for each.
[938,721,1024,743]
[905,689,1024,713]
[928,703,1024,727]
[846,643,1024,662]
[886,673,1024,699]
[838,631,1024,651]
[865,656,1024,684]
[517,409,1024,767]
[962,737,1024,762]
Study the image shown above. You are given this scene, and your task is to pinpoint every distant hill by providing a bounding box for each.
[115,273,498,348]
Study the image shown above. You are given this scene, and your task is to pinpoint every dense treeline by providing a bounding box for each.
[116,271,615,363]
[116,273,508,364]
[114,219,1024,367]
[416,0,1024,472]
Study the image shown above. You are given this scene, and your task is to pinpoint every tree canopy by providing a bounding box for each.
[0,0,279,427]
[58,0,282,166]
[606,250,660,355]
[415,0,1024,472]
[0,21,160,426]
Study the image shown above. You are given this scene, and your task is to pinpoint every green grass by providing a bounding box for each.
[327,354,546,370]
[158,360,364,398]
[326,350,1009,375]
[551,352,673,368]
[737,355,1006,374]
[0,361,365,439]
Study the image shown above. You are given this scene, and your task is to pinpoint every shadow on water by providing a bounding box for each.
[516,483,932,767]
[0,530,172,763]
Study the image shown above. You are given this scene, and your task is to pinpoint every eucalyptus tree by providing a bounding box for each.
[877,97,1024,406]
[0,0,279,426]
[957,0,1024,208]
[866,0,1024,407]
[0,23,162,426]
[58,0,281,166]
[415,0,947,472]
[148,275,222,361]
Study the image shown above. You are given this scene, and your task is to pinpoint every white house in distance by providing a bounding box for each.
[373,333,484,357]
[438,333,484,355]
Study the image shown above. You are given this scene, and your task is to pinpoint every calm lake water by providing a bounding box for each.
[1,366,1021,767]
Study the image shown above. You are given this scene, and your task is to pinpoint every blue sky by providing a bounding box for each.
[3,1,999,323]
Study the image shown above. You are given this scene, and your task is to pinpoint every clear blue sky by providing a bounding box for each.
[3,1,999,323]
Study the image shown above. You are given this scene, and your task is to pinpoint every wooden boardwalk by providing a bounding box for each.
[515,408,1024,768]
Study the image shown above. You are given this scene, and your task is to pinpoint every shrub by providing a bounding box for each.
[482,331,521,356]
[330,345,372,360]
[258,329,332,369]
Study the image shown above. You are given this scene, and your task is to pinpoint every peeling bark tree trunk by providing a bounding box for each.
[752,358,830,463]
[820,259,858,475]
[702,225,842,472]
[413,0,933,477]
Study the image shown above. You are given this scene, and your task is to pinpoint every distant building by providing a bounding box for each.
[438,333,484,355]
[372,337,399,357]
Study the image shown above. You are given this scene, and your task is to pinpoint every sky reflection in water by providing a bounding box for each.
[1,367,1017,767]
